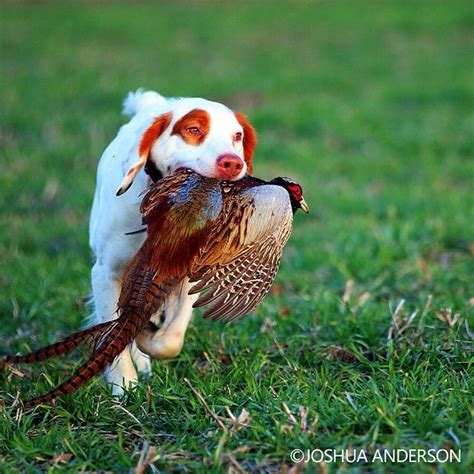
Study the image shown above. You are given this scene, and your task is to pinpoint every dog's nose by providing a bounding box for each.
[216,154,244,179]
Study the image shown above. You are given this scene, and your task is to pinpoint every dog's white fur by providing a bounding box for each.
[89,89,252,394]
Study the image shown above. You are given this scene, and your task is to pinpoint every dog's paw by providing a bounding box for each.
[104,348,138,397]
[131,343,152,375]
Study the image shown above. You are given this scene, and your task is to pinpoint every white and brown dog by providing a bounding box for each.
[89,89,256,394]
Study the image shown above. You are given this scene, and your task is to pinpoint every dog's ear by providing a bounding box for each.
[116,113,172,196]
[234,112,257,175]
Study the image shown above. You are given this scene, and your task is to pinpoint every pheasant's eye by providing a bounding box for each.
[233,132,243,142]
[186,127,201,136]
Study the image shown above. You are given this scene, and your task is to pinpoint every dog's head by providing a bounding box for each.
[116,98,256,196]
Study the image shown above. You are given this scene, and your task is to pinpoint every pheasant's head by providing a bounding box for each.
[270,177,309,214]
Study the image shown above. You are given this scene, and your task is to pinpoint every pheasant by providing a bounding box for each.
[1,170,308,407]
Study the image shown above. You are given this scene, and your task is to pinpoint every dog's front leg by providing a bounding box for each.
[136,279,197,359]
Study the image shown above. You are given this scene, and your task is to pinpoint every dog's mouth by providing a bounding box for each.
[144,160,164,183]
[145,161,197,184]
[173,166,200,177]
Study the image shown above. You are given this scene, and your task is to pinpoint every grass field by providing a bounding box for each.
[1,1,473,472]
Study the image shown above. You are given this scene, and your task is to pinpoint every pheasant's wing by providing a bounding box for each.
[189,185,293,322]
[140,169,198,226]
[190,234,289,322]
[192,184,292,268]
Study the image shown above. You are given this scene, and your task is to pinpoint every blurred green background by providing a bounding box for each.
[1,1,473,472]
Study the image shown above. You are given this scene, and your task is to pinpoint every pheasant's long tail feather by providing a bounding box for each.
[18,271,168,407]
[1,321,113,367]
[22,316,141,408]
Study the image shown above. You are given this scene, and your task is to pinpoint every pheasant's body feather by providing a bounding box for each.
[2,170,306,406]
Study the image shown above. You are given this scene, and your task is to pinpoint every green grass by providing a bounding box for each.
[1,1,473,472]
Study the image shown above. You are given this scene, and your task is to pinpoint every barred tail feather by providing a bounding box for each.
[21,315,144,407]
[22,338,127,408]
[9,272,168,407]
[1,322,112,367]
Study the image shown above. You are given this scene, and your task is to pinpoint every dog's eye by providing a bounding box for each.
[186,127,201,136]
[233,132,243,142]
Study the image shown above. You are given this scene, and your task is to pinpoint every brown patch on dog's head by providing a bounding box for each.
[171,109,211,146]
[234,112,256,174]
[116,112,172,196]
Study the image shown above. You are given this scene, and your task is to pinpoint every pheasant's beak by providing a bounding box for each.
[299,197,309,213]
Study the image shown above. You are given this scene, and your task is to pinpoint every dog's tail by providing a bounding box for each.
[122,89,168,117]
